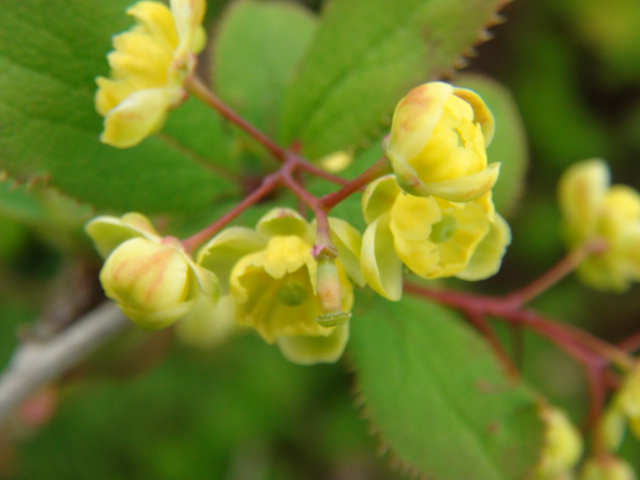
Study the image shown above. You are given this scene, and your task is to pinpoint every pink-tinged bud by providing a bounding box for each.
[386,82,499,202]
[100,236,218,330]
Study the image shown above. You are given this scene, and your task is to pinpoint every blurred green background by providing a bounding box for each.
[1,0,640,477]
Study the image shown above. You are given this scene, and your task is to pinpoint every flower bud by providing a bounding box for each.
[86,213,219,330]
[559,159,640,292]
[316,255,351,327]
[100,236,217,330]
[386,82,499,202]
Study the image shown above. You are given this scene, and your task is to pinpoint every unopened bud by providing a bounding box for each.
[536,406,583,479]
[316,255,350,327]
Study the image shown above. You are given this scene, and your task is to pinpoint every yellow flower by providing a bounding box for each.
[86,213,218,330]
[96,0,206,148]
[559,159,640,292]
[360,175,510,300]
[535,406,583,480]
[385,82,500,202]
[197,208,364,365]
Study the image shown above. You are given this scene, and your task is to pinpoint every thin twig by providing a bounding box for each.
[505,239,608,307]
[181,172,280,253]
[0,302,130,425]
[320,157,392,211]
[187,76,287,162]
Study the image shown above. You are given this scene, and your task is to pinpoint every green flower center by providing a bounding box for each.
[278,278,309,306]
[429,215,457,243]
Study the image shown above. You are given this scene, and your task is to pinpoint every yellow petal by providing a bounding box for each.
[127,1,179,49]
[360,214,403,301]
[197,226,267,293]
[457,213,511,281]
[262,236,312,279]
[418,162,500,202]
[277,324,349,365]
[85,212,160,258]
[108,30,172,83]
[100,88,173,148]
[453,86,495,145]
[327,217,365,287]
[170,0,207,52]
[361,174,401,224]
[389,193,440,241]
[256,207,312,240]
[387,82,453,164]
[558,159,609,246]
[176,294,237,348]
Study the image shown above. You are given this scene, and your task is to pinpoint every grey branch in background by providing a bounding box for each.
[0,302,130,424]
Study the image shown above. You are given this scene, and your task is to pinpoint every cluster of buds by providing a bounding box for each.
[87,208,364,365]
[87,79,513,364]
[90,2,513,364]
[559,159,640,292]
[361,82,511,300]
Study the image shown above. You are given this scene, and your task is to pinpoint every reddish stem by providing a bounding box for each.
[404,281,629,431]
[320,157,392,211]
[404,282,633,370]
[505,239,608,307]
[181,173,280,253]
[582,358,608,432]
[187,76,287,163]
[296,161,350,186]
[281,172,335,256]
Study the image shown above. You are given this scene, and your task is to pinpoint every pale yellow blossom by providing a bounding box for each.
[559,159,640,291]
[96,0,206,148]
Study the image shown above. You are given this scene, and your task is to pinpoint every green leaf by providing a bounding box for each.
[455,74,529,216]
[349,295,544,480]
[213,0,317,137]
[280,0,506,159]
[0,177,96,252]
[0,0,234,213]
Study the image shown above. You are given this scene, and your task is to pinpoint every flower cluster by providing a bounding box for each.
[361,82,511,300]
[559,159,640,292]
[87,209,364,365]
[95,0,206,148]
[91,25,512,364]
